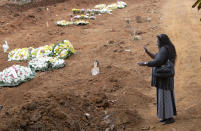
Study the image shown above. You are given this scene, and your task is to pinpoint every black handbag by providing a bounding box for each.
[154,60,174,78]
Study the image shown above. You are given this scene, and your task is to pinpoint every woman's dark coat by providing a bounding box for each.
[147,46,174,91]
[146,46,177,115]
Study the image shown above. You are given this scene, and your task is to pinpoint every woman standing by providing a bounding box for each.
[137,34,177,125]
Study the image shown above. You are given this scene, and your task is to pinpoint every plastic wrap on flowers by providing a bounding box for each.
[0,65,36,87]
[50,40,75,59]
[8,48,32,61]
[28,56,65,71]
[56,20,73,26]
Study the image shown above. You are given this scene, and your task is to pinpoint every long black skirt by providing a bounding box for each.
[156,88,177,119]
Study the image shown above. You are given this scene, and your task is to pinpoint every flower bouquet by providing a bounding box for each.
[72,8,85,14]
[8,48,32,61]
[116,1,127,9]
[94,4,107,9]
[0,65,35,87]
[106,3,119,10]
[73,20,89,25]
[49,57,66,69]
[73,14,96,20]
[31,44,54,58]
[8,44,54,61]
[28,56,65,71]
[50,40,75,59]
[56,20,74,26]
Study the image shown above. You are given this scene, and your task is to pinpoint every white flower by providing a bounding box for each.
[73,20,89,25]
[56,20,73,26]
[8,48,30,61]
[28,56,66,71]
[94,4,107,9]
[0,65,35,86]
[8,44,54,61]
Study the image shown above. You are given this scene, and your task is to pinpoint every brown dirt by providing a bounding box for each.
[0,0,200,130]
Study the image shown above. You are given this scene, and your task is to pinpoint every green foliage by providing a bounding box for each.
[192,0,201,10]
[192,0,201,21]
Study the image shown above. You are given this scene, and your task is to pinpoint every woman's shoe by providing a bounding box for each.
[159,119,166,122]
[162,118,175,125]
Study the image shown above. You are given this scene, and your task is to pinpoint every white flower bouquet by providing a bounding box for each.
[70,1,127,16]
[0,65,35,87]
[88,8,112,14]
[51,40,75,59]
[28,56,49,71]
[49,57,65,69]
[28,56,65,71]
[31,44,54,58]
[99,8,112,14]
[73,14,96,20]
[56,20,74,26]
[116,1,127,9]
[72,8,112,15]
[73,20,89,25]
[94,4,107,9]
[8,44,54,61]
[72,8,85,14]
[8,40,74,61]
[8,48,32,61]
[105,1,127,10]
[106,3,119,10]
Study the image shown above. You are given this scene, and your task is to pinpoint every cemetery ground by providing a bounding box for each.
[0,0,201,130]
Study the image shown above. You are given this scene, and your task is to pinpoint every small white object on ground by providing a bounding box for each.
[84,113,90,119]
[134,35,141,40]
[3,41,9,53]
[147,17,152,22]
[91,60,100,76]
[125,49,131,52]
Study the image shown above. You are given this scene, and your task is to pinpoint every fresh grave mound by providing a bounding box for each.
[56,1,127,26]
[0,65,35,87]
[2,40,74,87]
[1,92,141,131]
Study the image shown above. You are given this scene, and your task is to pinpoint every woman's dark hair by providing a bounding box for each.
[157,34,177,64]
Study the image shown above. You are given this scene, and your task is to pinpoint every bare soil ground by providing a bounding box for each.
[0,0,200,130]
